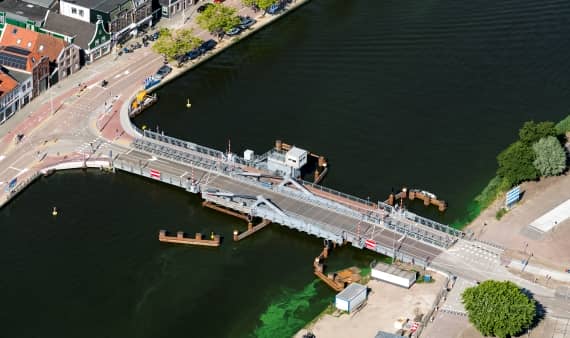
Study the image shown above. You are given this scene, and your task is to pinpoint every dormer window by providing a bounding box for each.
[39,45,44,52]
[12,28,17,34]
[16,39,21,44]
[32,57,35,63]
[27,42,31,48]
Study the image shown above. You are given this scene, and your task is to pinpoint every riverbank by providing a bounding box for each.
[295,274,446,338]
[147,0,312,94]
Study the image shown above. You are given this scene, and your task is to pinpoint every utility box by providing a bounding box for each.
[371,262,416,288]
[335,283,367,313]
[285,147,308,169]
[244,149,254,161]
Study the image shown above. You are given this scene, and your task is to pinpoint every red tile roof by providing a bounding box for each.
[0,24,67,64]
[0,71,19,98]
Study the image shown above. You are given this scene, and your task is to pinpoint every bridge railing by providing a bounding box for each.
[302,180,464,238]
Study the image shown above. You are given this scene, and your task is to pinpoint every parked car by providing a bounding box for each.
[239,16,256,29]
[176,54,188,64]
[187,49,202,60]
[213,0,225,3]
[197,3,213,13]
[226,27,241,36]
[199,39,217,53]
[154,65,172,79]
[267,3,283,14]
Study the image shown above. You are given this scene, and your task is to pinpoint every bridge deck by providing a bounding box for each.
[115,146,443,262]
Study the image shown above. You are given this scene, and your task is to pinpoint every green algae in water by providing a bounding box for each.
[253,280,330,338]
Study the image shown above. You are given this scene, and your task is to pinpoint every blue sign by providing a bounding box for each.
[505,185,521,207]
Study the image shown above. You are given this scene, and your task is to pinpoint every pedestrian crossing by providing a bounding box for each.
[74,137,109,155]
[446,240,502,267]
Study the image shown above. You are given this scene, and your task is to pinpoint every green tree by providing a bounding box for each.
[152,28,202,60]
[242,0,278,11]
[533,136,566,176]
[555,114,570,135]
[462,280,535,338]
[497,141,538,186]
[519,121,557,145]
[196,4,241,34]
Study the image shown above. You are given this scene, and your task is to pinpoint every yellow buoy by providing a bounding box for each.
[52,207,58,216]
[186,99,192,109]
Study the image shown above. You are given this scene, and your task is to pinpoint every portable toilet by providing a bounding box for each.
[335,283,367,313]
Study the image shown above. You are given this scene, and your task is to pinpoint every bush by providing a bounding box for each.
[495,208,507,220]
[556,115,570,135]
[497,141,538,186]
[532,136,566,176]
[519,121,557,145]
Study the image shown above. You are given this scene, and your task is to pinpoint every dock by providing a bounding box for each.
[387,188,448,212]
[233,219,271,241]
[158,230,221,247]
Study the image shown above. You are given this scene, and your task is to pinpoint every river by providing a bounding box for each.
[2,0,570,337]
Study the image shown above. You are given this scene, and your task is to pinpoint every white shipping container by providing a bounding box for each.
[371,263,416,288]
[335,283,367,313]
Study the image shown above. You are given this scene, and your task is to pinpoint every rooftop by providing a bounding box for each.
[43,12,96,49]
[372,262,416,280]
[0,70,19,97]
[21,0,55,8]
[0,0,52,22]
[1,66,30,83]
[286,146,307,158]
[336,282,366,302]
[69,0,136,13]
[0,24,67,64]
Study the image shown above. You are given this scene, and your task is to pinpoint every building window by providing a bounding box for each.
[79,9,84,17]
[16,38,21,44]
[27,42,31,48]
[72,7,77,14]
[39,45,44,52]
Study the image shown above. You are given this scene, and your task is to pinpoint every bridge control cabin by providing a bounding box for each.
[267,145,308,178]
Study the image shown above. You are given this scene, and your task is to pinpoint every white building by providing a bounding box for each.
[59,1,91,23]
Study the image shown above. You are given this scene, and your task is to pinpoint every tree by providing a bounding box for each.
[533,136,566,176]
[196,4,241,34]
[152,28,202,60]
[497,141,538,186]
[242,0,278,11]
[519,121,557,145]
[462,280,535,338]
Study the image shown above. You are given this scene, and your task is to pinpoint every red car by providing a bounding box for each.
[213,0,225,3]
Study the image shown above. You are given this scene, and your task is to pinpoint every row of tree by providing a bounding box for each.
[496,121,566,188]
[152,1,284,59]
